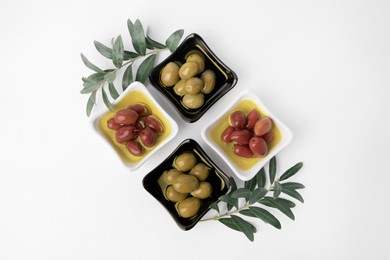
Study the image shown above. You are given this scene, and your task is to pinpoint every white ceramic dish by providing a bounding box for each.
[201,90,293,181]
[91,82,178,171]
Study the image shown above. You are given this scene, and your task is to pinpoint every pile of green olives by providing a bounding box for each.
[159,50,216,110]
[161,151,214,218]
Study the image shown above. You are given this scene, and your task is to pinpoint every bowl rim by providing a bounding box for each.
[148,33,238,123]
[201,90,293,181]
[90,81,179,171]
[142,138,233,231]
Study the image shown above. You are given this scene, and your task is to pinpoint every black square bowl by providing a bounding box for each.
[142,139,233,230]
[148,33,238,123]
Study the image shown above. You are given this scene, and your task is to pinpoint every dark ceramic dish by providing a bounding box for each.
[142,139,233,230]
[148,33,238,123]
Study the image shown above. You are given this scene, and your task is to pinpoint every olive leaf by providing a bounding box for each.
[135,54,156,82]
[112,36,124,68]
[281,182,305,190]
[244,177,257,192]
[248,187,268,205]
[240,206,281,229]
[269,156,277,184]
[231,188,252,200]
[80,73,105,94]
[231,215,256,242]
[101,87,114,112]
[209,202,219,213]
[219,194,238,211]
[279,162,303,181]
[127,19,146,56]
[104,71,116,83]
[122,64,133,90]
[256,167,266,188]
[260,197,296,208]
[259,197,295,220]
[218,218,240,232]
[165,29,184,52]
[124,51,139,60]
[81,53,103,72]
[94,41,113,59]
[146,35,166,50]
[108,83,119,100]
[273,181,282,199]
[86,90,97,117]
[281,187,304,203]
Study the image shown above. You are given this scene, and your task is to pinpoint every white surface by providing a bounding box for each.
[1,0,390,259]
[201,90,293,181]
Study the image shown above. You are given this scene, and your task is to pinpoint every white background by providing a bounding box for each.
[1,0,390,259]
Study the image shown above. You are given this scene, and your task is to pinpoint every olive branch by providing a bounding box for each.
[202,156,304,242]
[80,19,184,116]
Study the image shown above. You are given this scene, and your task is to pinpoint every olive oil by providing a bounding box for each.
[98,90,172,165]
[210,99,282,170]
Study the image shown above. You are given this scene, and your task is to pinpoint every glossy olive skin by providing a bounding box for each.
[115,125,138,143]
[127,103,151,116]
[186,52,205,73]
[107,118,121,130]
[179,62,199,80]
[126,140,144,156]
[254,117,273,136]
[139,127,157,147]
[172,174,199,193]
[114,109,139,125]
[246,109,260,130]
[185,77,203,94]
[177,197,201,218]
[173,79,187,96]
[164,169,182,184]
[200,70,216,94]
[249,137,268,157]
[190,182,213,199]
[189,163,210,181]
[173,152,197,172]
[165,185,187,202]
[230,129,252,145]
[233,144,254,158]
[145,115,164,134]
[182,93,205,109]
[161,62,180,87]
[262,132,275,143]
[221,126,235,143]
[229,111,246,129]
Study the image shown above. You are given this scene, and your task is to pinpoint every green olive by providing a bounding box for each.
[177,197,201,218]
[185,77,203,94]
[173,152,197,172]
[182,93,205,109]
[160,62,180,87]
[172,174,199,193]
[179,62,199,80]
[164,168,182,184]
[173,79,187,96]
[186,51,205,74]
[200,70,216,94]
[190,182,213,199]
[189,163,210,181]
[165,185,187,202]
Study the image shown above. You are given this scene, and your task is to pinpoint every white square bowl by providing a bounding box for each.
[201,90,293,181]
[90,82,178,171]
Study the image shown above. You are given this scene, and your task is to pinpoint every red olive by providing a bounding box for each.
[262,132,275,143]
[221,126,235,143]
[139,127,157,147]
[128,103,151,117]
[229,111,246,129]
[107,118,121,130]
[126,140,144,156]
[114,109,139,125]
[233,144,254,158]
[135,120,145,131]
[230,129,252,145]
[254,117,273,136]
[246,109,260,130]
[145,115,164,134]
[115,125,138,143]
[249,137,268,157]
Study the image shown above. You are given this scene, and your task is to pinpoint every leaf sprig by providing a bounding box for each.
[80,19,184,116]
[202,156,304,242]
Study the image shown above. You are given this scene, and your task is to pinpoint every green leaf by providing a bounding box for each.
[281,182,305,190]
[124,51,139,60]
[80,73,105,94]
[218,218,240,232]
[122,64,133,90]
[135,54,156,82]
[279,162,303,181]
[209,202,219,213]
[240,206,281,229]
[127,19,146,56]
[108,82,119,100]
[146,35,166,50]
[260,197,296,208]
[248,187,268,205]
[165,29,184,52]
[281,187,304,203]
[86,90,97,117]
[259,197,295,220]
[219,195,238,211]
[83,72,105,82]
[256,167,266,188]
[104,71,116,83]
[231,215,255,242]
[231,188,252,200]
[94,41,113,59]
[101,87,114,112]
[244,177,257,191]
[269,156,277,184]
[273,181,282,199]
[80,53,103,72]
[112,35,124,68]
